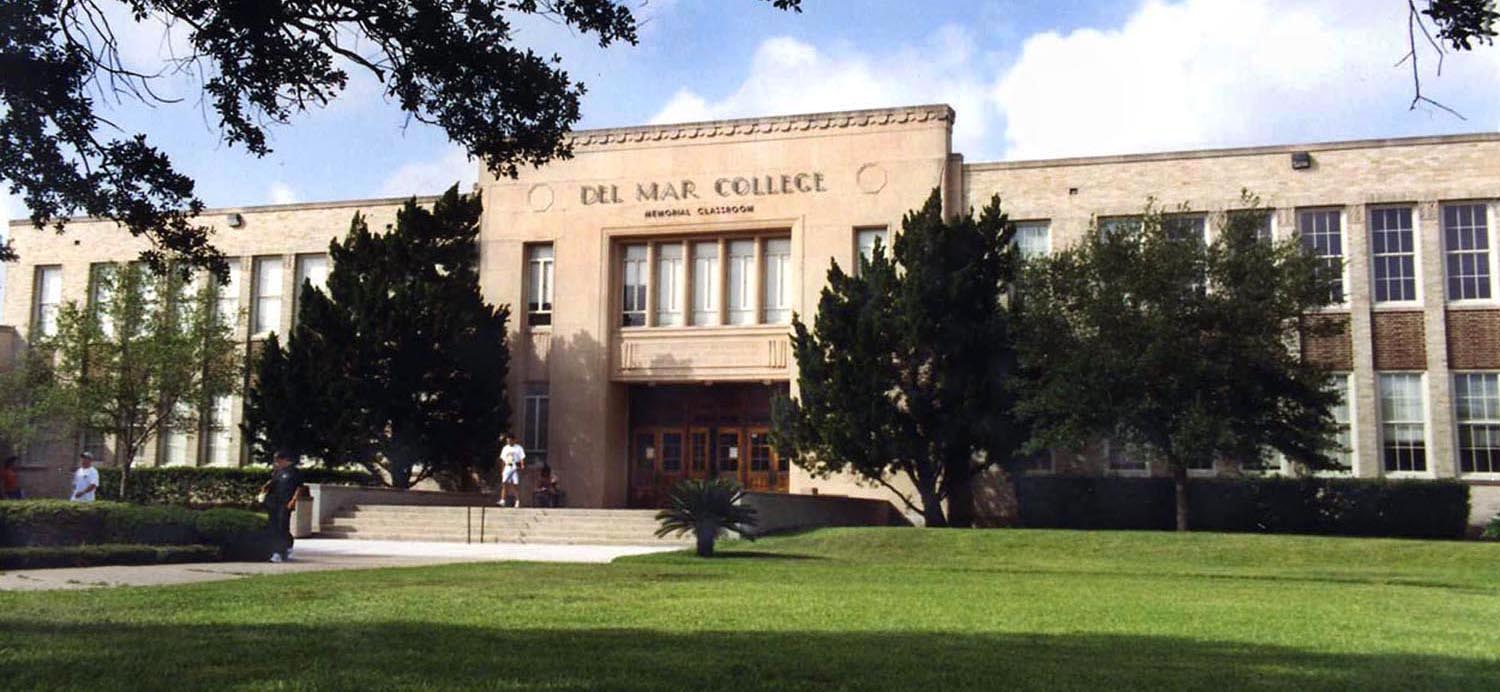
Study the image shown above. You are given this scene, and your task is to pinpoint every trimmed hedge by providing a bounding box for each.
[1014,477,1471,539]
[97,466,376,509]
[0,500,271,561]
[0,544,220,570]
[1484,516,1500,540]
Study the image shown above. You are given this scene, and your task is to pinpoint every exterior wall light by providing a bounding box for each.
[1290,152,1313,170]
[226,212,244,228]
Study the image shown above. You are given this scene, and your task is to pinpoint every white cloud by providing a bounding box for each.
[992,0,1500,160]
[267,182,300,205]
[379,146,477,197]
[649,27,997,157]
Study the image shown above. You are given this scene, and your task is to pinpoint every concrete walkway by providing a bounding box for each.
[0,539,681,591]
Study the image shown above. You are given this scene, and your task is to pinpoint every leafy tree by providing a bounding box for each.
[1405,0,1498,114]
[17,263,241,497]
[654,478,759,558]
[773,190,1022,528]
[0,0,802,271]
[0,346,65,456]
[1012,202,1344,531]
[244,186,510,489]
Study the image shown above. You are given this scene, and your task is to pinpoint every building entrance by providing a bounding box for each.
[627,384,790,507]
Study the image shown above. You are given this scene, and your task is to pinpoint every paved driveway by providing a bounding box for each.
[0,539,680,591]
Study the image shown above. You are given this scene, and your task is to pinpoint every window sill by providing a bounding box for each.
[1371,302,1425,312]
[1382,471,1435,479]
[1445,300,1500,311]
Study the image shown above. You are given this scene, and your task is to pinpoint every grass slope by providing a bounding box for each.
[1,528,1497,691]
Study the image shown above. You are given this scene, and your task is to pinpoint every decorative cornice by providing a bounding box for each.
[566,104,955,149]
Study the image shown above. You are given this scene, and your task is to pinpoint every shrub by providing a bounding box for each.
[0,544,219,570]
[97,466,375,509]
[0,501,269,556]
[1483,515,1499,540]
[656,478,759,557]
[1014,476,1470,539]
[194,508,274,561]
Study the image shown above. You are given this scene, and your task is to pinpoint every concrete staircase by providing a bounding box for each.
[318,505,693,546]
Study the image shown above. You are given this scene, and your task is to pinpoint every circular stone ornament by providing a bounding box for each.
[856,163,888,194]
[527,184,555,212]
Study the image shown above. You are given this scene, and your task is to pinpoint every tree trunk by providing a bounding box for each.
[695,523,716,557]
[1173,464,1190,532]
[919,487,948,528]
[946,475,976,529]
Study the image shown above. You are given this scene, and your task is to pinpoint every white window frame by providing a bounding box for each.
[1226,209,1277,243]
[1368,206,1422,306]
[32,265,63,338]
[726,239,756,326]
[1453,371,1500,477]
[1297,208,1349,308]
[1105,440,1149,477]
[1442,202,1498,304]
[216,262,241,330]
[655,242,685,327]
[526,243,555,327]
[855,227,890,274]
[761,238,792,324]
[621,244,648,327]
[251,256,285,336]
[691,241,720,326]
[161,402,195,467]
[89,263,117,338]
[1012,221,1051,260]
[1321,373,1355,475]
[204,394,237,467]
[1377,372,1430,476]
[523,388,549,465]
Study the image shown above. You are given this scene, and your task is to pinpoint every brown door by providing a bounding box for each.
[715,428,744,485]
[687,428,712,482]
[744,428,776,492]
[657,428,686,498]
[629,429,658,507]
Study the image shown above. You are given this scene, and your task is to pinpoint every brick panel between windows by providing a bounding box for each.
[1448,309,1500,370]
[1300,313,1353,370]
[1372,311,1427,371]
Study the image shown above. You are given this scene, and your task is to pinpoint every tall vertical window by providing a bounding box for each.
[1013,222,1051,260]
[252,256,284,335]
[526,244,554,326]
[1298,209,1345,304]
[33,266,62,337]
[726,240,755,325]
[1378,373,1427,473]
[1455,372,1500,474]
[162,403,194,466]
[762,238,791,324]
[205,395,236,467]
[1098,216,1143,238]
[295,254,329,295]
[855,227,889,272]
[1370,207,1417,303]
[89,264,116,338]
[692,241,719,326]
[1230,209,1275,243]
[1443,203,1493,301]
[656,243,684,326]
[1328,374,1354,472]
[523,387,549,466]
[216,262,241,328]
[621,244,648,327]
[1163,215,1207,245]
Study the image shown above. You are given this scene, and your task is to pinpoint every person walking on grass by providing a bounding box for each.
[262,450,304,563]
[499,434,526,507]
[2,456,23,499]
[70,452,98,502]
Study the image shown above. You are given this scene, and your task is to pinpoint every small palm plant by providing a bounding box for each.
[655,478,759,557]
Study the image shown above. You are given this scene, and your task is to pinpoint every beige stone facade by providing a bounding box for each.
[4,104,1499,523]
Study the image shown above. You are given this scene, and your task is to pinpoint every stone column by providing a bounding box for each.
[1417,201,1456,477]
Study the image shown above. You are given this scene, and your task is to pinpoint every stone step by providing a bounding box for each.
[316,529,691,546]
[324,521,672,537]
[341,506,661,519]
[328,516,664,530]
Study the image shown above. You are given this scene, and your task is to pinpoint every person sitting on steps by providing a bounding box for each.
[533,465,563,508]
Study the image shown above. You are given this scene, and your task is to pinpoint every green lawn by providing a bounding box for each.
[1,529,1497,691]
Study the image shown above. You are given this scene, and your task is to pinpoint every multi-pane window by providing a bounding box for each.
[1370,207,1417,303]
[1163,215,1207,245]
[692,241,719,326]
[1298,209,1345,304]
[523,387,550,467]
[762,238,792,324]
[656,243,684,326]
[295,254,329,296]
[1098,216,1143,238]
[856,227,889,271]
[1327,374,1353,472]
[526,244,554,326]
[1230,209,1275,242]
[727,239,755,325]
[1013,222,1051,260]
[33,266,62,337]
[1443,203,1493,301]
[162,402,194,467]
[1455,373,1500,474]
[89,264,116,338]
[1378,373,1427,473]
[621,244,648,327]
[1106,441,1147,474]
[252,256,284,335]
[216,262,241,328]
[205,395,236,467]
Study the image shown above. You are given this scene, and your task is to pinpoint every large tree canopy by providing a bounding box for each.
[0,0,802,272]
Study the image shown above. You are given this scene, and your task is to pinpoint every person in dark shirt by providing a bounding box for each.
[261,450,304,563]
[2,457,22,499]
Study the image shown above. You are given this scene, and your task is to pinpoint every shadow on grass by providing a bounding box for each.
[0,621,1494,691]
[704,550,824,561]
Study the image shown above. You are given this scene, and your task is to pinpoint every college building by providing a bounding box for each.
[3,104,1499,523]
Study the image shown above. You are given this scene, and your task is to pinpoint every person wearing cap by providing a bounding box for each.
[261,450,304,563]
[71,452,99,502]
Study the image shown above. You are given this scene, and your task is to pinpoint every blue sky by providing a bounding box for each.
[4,0,1500,220]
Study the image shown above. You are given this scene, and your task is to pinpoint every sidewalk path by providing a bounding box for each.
[0,539,680,591]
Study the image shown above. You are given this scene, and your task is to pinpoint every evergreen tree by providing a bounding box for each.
[773,190,1022,528]
[245,186,510,489]
[1012,202,1344,531]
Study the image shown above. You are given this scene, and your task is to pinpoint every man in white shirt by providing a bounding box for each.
[71,452,99,502]
[499,434,526,507]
